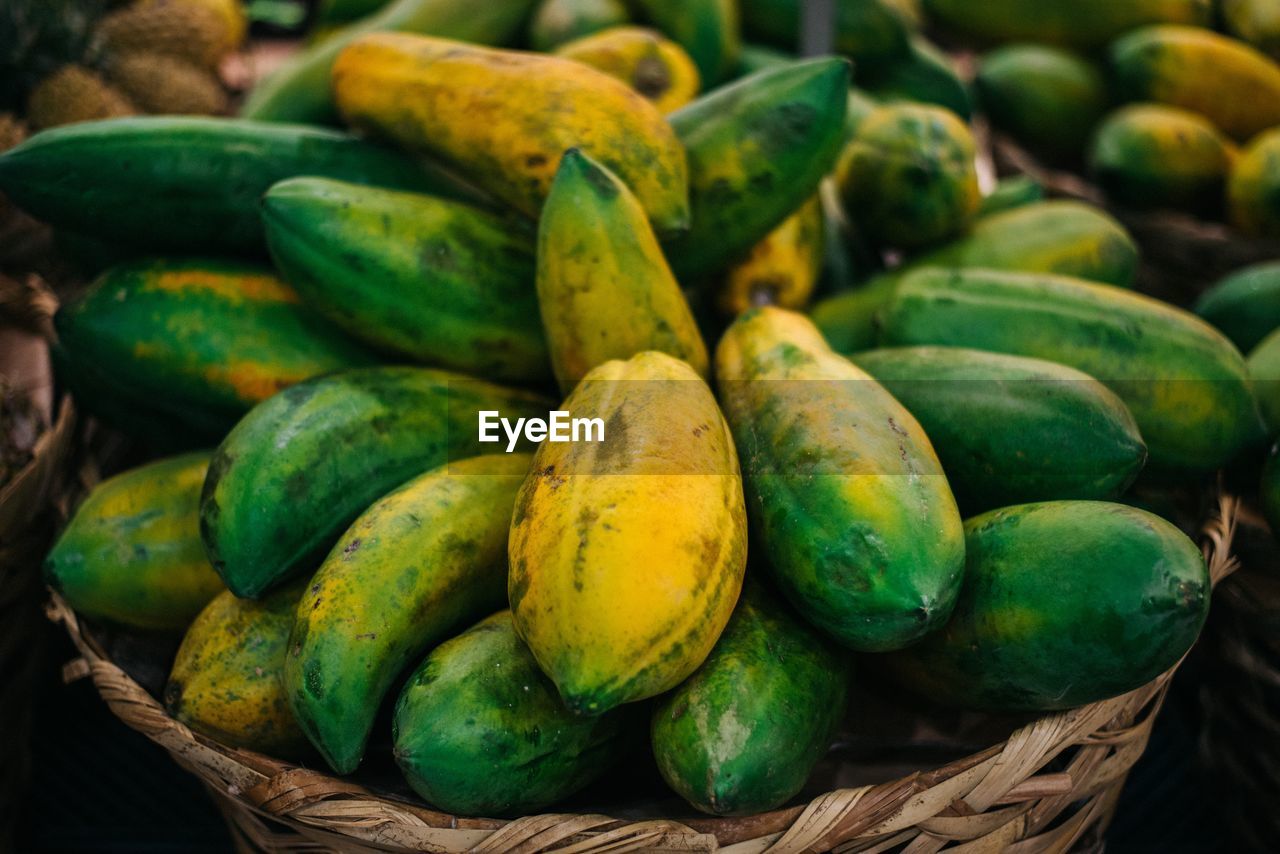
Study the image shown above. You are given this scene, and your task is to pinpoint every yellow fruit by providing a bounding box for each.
[107,53,228,115]
[718,193,824,315]
[555,26,700,113]
[25,66,135,130]
[97,1,234,71]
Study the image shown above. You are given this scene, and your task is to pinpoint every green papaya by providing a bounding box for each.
[736,42,790,76]
[849,347,1146,512]
[666,58,849,282]
[0,117,452,255]
[1194,261,1280,352]
[715,307,965,651]
[1248,328,1280,434]
[286,454,531,774]
[45,452,223,632]
[632,0,740,85]
[879,267,1262,471]
[883,501,1209,711]
[859,36,972,119]
[740,0,918,66]
[1263,443,1280,535]
[200,366,551,599]
[977,175,1044,217]
[1228,128,1280,238]
[528,0,630,51]
[651,582,848,816]
[262,177,550,385]
[53,259,376,444]
[924,0,1213,49]
[393,611,635,815]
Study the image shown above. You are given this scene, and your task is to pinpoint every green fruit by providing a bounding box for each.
[735,42,789,76]
[286,454,531,774]
[1228,127,1280,238]
[1194,261,1280,352]
[1222,0,1280,57]
[393,611,635,816]
[632,0,739,85]
[883,501,1209,711]
[44,452,223,632]
[859,36,972,119]
[977,175,1044,217]
[879,267,1262,472]
[651,582,848,816]
[740,0,917,66]
[262,177,549,385]
[1248,327,1280,434]
[200,366,551,599]
[1263,443,1280,535]
[850,347,1146,513]
[716,307,965,651]
[924,0,1213,49]
[528,0,630,51]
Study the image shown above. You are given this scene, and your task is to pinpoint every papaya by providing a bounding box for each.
[262,177,550,385]
[0,117,452,256]
[537,150,708,393]
[393,612,635,815]
[529,0,630,51]
[554,26,700,113]
[631,0,740,86]
[242,0,538,124]
[44,452,223,632]
[165,584,310,756]
[740,0,917,66]
[508,351,747,714]
[1111,25,1280,141]
[879,268,1263,472]
[736,43,790,76]
[882,501,1209,711]
[332,33,689,236]
[718,193,824,316]
[315,0,392,26]
[1194,261,1280,352]
[1222,0,1280,57]
[923,0,1213,49]
[849,347,1147,512]
[1248,328,1280,434]
[1227,128,1280,238]
[975,44,1108,163]
[651,582,848,816]
[286,454,532,774]
[53,259,376,443]
[1088,104,1235,214]
[715,307,965,651]
[859,36,972,120]
[201,366,551,599]
[1263,444,1280,535]
[977,175,1044,217]
[666,58,849,281]
[836,103,980,250]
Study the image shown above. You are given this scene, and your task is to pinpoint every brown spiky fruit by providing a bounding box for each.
[0,113,28,152]
[95,1,232,71]
[0,0,109,112]
[25,65,135,130]
[106,53,227,115]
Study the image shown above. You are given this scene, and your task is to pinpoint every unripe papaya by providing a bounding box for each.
[977,175,1044,217]
[393,612,636,815]
[924,0,1213,49]
[508,351,747,714]
[45,452,223,632]
[332,33,689,235]
[201,367,551,599]
[740,0,918,66]
[1111,25,1280,141]
[262,177,550,385]
[883,501,1209,711]
[631,0,740,86]
[1222,0,1280,57]
[859,36,972,120]
[286,454,532,774]
[716,307,965,651]
[1248,328,1280,434]
[537,150,707,393]
[879,268,1263,471]
[1194,261,1280,352]
[1227,128,1280,238]
[651,582,848,816]
[529,0,630,51]
[718,193,824,316]
[554,26,699,113]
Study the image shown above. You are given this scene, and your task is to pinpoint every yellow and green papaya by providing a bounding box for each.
[1111,25,1280,141]
[332,33,689,235]
[165,585,310,756]
[45,452,223,632]
[715,307,965,651]
[924,0,1213,49]
[717,193,824,316]
[883,501,1209,711]
[740,0,918,66]
[554,26,700,113]
[859,36,972,120]
[1222,0,1280,57]
[1248,328,1280,434]
[1195,261,1280,352]
[537,150,708,393]
[528,0,630,51]
[262,177,550,385]
[1228,128,1280,237]
[286,454,532,774]
[631,0,740,86]
[508,351,747,714]
[976,175,1044,217]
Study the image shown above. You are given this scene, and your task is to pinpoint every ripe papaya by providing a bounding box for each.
[715,307,965,651]
[0,117,450,255]
[262,177,550,385]
[201,366,551,599]
[1111,25,1280,141]
[924,0,1213,49]
[859,36,972,120]
[393,612,636,815]
[554,26,700,113]
[975,44,1108,163]
[977,175,1044,217]
[165,584,310,756]
[850,347,1147,512]
[242,0,538,124]
[1222,0,1280,57]
[1089,104,1235,214]
[332,33,689,235]
[740,0,917,66]
[286,454,532,774]
[53,259,376,443]
[508,351,747,714]
[666,58,849,281]
[718,193,824,316]
[651,582,848,816]
[1248,328,1280,434]
[44,452,223,632]
[882,501,1209,711]
[529,0,630,51]
[879,268,1263,471]
[1227,128,1280,238]
[1194,261,1280,352]
[537,150,707,393]
[631,0,740,86]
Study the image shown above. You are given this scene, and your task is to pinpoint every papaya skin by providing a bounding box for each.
[923,0,1213,50]
[508,351,748,715]
[1228,128,1280,238]
[1195,261,1280,352]
[331,33,689,235]
[554,26,700,113]
[718,193,824,316]
[286,454,532,774]
[715,307,966,652]
[45,452,224,632]
[882,501,1209,712]
[537,150,708,394]
[631,0,740,86]
[977,175,1044,217]
[530,0,630,51]
[1247,328,1280,435]
[740,0,917,65]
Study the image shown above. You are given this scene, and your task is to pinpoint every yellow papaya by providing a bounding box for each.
[1228,128,1280,237]
[717,193,824,315]
[555,26,700,113]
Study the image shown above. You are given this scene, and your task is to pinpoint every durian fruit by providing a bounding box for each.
[25,65,135,130]
[0,114,27,153]
[105,53,228,115]
[95,1,233,71]
[0,0,108,113]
